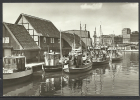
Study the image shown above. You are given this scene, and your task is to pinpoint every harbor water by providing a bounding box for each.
[3,52,139,96]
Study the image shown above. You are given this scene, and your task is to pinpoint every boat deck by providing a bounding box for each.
[25,62,44,68]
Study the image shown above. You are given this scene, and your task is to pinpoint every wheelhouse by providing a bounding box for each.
[44,52,60,66]
[3,56,26,73]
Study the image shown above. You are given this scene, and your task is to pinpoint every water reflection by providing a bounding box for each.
[3,52,139,96]
[39,72,66,96]
[3,75,42,96]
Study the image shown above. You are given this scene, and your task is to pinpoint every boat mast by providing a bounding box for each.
[85,24,87,53]
[74,33,75,49]
[100,24,103,46]
[93,27,96,47]
[60,30,63,61]
[80,22,82,52]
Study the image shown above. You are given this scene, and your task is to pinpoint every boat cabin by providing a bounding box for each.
[3,56,26,73]
[44,52,60,66]
[93,48,103,57]
[107,48,120,57]
[92,47,108,61]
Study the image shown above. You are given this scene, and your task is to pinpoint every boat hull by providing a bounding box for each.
[43,64,63,72]
[63,62,92,74]
[92,58,110,66]
[63,69,93,80]
[3,69,33,87]
[112,55,123,61]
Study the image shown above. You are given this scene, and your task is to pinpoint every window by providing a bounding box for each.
[3,37,9,43]
[58,39,60,43]
[36,42,38,45]
[29,30,34,35]
[50,38,54,43]
[34,36,38,41]
[43,37,46,43]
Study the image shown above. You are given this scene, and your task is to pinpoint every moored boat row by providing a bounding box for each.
[3,24,123,87]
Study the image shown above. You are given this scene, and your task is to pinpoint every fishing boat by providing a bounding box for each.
[43,52,63,72]
[107,47,123,61]
[42,30,63,72]
[3,55,33,86]
[63,24,92,74]
[63,48,93,74]
[91,47,110,66]
[92,25,110,67]
[63,68,93,80]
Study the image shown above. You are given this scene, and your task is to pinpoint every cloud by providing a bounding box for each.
[80,3,102,10]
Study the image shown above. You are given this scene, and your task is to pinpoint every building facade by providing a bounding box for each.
[101,35,113,46]
[63,30,92,48]
[3,13,87,61]
[15,13,68,61]
[130,31,139,44]
[3,22,40,63]
[122,28,131,43]
[114,35,123,46]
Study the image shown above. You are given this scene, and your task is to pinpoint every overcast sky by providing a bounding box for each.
[3,3,139,38]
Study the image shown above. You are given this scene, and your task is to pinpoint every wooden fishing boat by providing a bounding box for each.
[43,52,63,72]
[111,55,123,61]
[92,47,110,67]
[43,31,64,72]
[92,57,110,66]
[63,68,93,80]
[3,56,33,86]
[63,61,92,74]
[63,24,93,74]
[63,47,93,74]
[107,48,123,61]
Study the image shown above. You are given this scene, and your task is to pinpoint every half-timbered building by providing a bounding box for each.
[3,22,40,63]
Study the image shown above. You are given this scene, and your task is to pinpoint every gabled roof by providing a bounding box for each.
[61,32,86,48]
[63,30,90,38]
[15,13,60,38]
[3,22,40,50]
